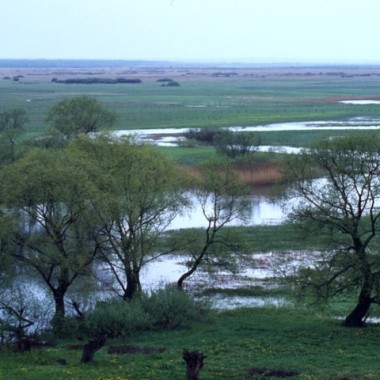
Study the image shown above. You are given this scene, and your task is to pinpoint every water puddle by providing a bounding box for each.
[340,100,380,105]
[140,251,317,310]
[210,295,286,309]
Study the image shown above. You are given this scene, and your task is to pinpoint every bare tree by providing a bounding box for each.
[177,159,250,289]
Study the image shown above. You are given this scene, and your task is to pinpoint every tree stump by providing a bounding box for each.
[80,335,107,363]
[16,337,31,352]
[183,350,206,380]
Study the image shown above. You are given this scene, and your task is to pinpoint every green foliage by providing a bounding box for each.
[284,132,380,326]
[0,108,28,135]
[184,127,222,145]
[215,130,261,158]
[140,286,204,329]
[85,299,151,338]
[0,108,29,164]
[85,288,206,337]
[0,148,101,330]
[46,95,116,141]
[68,136,186,299]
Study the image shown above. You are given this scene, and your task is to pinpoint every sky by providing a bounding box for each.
[1,0,379,64]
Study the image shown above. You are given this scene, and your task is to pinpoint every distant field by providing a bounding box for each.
[2,62,380,145]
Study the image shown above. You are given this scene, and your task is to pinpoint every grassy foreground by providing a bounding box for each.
[1,307,379,380]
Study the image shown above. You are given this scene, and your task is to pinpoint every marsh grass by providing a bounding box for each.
[3,70,380,146]
[236,162,283,187]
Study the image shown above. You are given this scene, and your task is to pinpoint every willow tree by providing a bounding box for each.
[46,96,116,142]
[0,149,101,332]
[285,133,380,327]
[69,136,185,300]
[0,108,29,164]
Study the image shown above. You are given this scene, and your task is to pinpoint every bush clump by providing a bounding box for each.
[83,287,207,338]
[85,299,151,338]
[215,130,261,158]
[184,127,223,145]
[141,286,202,329]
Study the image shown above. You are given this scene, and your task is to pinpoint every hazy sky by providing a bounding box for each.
[1,0,379,63]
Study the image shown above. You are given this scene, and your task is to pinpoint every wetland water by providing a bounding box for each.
[14,114,380,323]
[114,115,380,147]
[169,192,286,230]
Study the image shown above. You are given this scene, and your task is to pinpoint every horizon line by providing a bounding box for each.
[2,58,380,67]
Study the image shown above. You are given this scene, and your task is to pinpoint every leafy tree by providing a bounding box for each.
[0,108,29,164]
[176,158,251,289]
[0,149,101,332]
[46,96,116,142]
[215,130,260,158]
[284,133,380,327]
[69,136,185,300]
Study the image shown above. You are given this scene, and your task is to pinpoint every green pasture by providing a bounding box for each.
[2,307,380,379]
[3,73,380,144]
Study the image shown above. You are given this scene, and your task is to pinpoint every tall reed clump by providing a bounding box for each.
[236,162,283,187]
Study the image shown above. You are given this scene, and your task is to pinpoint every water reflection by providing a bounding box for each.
[169,193,286,230]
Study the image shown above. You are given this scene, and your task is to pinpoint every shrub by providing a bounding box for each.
[184,128,223,145]
[85,299,151,338]
[82,288,209,338]
[141,286,203,329]
[157,78,174,82]
[215,130,261,158]
[164,81,180,87]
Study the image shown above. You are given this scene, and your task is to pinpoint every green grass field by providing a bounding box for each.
[3,65,380,147]
[1,307,379,380]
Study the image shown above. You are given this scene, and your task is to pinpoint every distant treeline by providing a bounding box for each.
[0,59,173,68]
[51,77,142,84]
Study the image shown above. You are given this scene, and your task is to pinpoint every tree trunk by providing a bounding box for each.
[16,337,31,352]
[177,250,207,289]
[177,263,199,290]
[123,270,141,300]
[51,291,66,334]
[81,335,107,363]
[343,293,372,327]
[344,247,373,327]
[183,350,206,380]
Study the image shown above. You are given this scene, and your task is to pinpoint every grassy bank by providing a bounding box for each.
[1,307,379,379]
